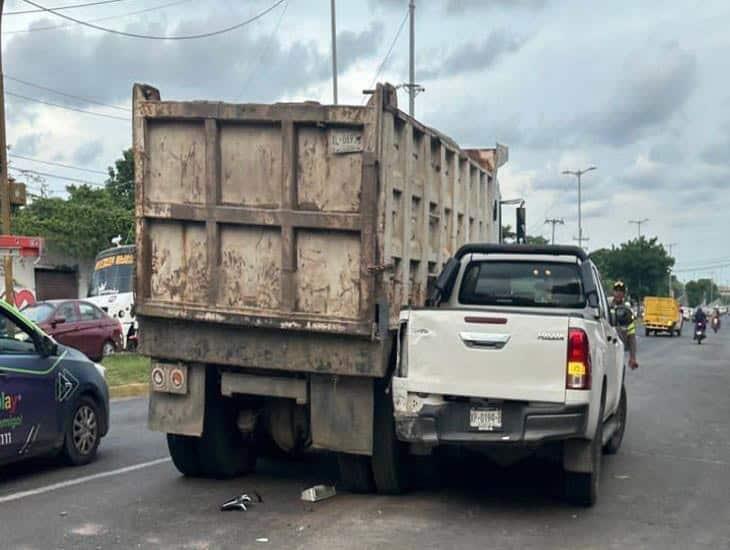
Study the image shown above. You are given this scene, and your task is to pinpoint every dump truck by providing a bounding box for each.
[643,296,682,336]
[133,82,504,493]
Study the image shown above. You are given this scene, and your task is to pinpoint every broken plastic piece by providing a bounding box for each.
[221,492,263,512]
[300,484,336,502]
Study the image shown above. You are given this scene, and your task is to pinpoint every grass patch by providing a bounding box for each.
[102,353,150,387]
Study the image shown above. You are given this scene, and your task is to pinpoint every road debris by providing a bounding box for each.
[301,485,336,502]
[256,538,269,543]
[220,492,263,512]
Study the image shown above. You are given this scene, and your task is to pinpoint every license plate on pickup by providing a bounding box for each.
[469,407,502,431]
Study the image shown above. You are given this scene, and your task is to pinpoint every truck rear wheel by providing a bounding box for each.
[198,397,257,479]
[371,382,409,495]
[167,434,202,477]
[337,453,374,493]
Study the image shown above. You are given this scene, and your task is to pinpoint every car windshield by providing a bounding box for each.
[89,262,133,297]
[21,303,54,323]
[459,261,586,308]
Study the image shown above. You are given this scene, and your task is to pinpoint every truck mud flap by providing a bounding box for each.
[148,363,206,436]
[310,374,373,455]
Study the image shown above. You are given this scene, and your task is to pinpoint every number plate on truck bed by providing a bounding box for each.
[469,407,502,431]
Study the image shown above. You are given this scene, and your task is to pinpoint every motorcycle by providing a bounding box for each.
[694,320,707,344]
[711,316,721,333]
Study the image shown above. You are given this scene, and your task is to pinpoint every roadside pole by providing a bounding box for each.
[0,0,15,306]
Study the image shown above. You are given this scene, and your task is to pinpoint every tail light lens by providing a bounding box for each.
[566,328,591,390]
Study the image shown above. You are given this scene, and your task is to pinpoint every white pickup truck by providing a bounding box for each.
[393,244,628,506]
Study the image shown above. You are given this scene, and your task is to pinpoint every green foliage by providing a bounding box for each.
[12,149,135,259]
[684,279,719,307]
[589,237,674,300]
[526,234,549,245]
[102,353,150,387]
[501,225,549,245]
[106,148,135,211]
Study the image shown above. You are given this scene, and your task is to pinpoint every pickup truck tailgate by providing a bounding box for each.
[404,310,569,403]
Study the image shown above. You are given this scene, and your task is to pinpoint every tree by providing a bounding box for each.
[106,148,134,211]
[685,279,719,307]
[13,185,133,259]
[589,237,674,301]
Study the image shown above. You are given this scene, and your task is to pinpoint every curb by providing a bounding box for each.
[110,383,149,400]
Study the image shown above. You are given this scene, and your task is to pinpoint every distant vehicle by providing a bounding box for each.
[643,297,683,336]
[681,307,692,321]
[0,300,109,468]
[86,244,137,351]
[22,300,123,362]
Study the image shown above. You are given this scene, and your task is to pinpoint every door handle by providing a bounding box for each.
[459,332,511,349]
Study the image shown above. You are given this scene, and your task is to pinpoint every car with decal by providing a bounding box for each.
[0,300,109,468]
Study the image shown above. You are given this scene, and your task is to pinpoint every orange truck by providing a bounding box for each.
[643,296,683,336]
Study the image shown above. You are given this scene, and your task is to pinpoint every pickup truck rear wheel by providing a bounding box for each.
[564,400,604,507]
[371,383,409,495]
[603,386,627,455]
[337,453,374,493]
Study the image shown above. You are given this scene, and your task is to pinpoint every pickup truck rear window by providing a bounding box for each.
[458,261,586,308]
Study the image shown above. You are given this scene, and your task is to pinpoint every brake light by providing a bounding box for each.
[566,328,591,390]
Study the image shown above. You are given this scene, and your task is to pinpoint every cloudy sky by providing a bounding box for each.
[3,0,729,283]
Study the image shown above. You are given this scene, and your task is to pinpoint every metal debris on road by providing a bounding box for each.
[256,538,269,543]
[301,484,337,502]
[220,492,263,512]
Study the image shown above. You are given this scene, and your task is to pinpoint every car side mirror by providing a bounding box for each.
[40,335,58,357]
[586,291,601,320]
[52,316,66,327]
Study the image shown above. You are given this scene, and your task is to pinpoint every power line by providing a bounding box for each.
[6,0,129,15]
[20,0,287,40]
[6,91,129,121]
[8,154,109,175]
[9,166,106,187]
[4,75,130,112]
[235,0,288,101]
[362,7,409,105]
[5,0,192,34]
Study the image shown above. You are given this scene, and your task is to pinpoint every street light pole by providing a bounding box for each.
[0,0,15,305]
[408,0,415,116]
[562,166,596,250]
[330,0,338,105]
[629,218,649,239]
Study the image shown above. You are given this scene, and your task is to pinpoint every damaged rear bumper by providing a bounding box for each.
[394,399,588,446]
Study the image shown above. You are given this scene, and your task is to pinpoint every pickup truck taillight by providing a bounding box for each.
[566,328,591,390]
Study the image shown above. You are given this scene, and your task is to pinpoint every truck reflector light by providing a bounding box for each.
[566,328,591,390]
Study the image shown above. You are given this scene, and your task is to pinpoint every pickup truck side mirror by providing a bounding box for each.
[586,290,601,319]
[429,257,461,306]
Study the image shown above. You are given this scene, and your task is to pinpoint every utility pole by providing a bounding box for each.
[574,235,590,249]
[330,0,338,104]
[544,217,564,245]
[629,218,649,239]
[408,0,415,116]
[666,242,678,298]
[0,0,15,306]
[562,166,596,251]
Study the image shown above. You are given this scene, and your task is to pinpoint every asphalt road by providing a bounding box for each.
[1,325,729,549]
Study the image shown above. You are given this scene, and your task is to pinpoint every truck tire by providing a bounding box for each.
[198,395,257,479]
[167,434,202,477]
[371,383,409,495]
[603,385,627,455]
[564,399,604,507]
[337,453,375,493]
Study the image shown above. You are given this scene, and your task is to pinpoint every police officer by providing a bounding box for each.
[611,281,639,370]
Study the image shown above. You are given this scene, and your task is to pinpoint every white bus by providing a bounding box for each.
[86,243,137,350]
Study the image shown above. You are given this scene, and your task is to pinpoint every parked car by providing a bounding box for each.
[0,300,109,468]
[22,300,123,362]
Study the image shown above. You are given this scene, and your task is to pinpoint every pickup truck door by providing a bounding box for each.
[592,267,620,414]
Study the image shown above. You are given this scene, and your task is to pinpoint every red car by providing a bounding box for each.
[22,300,123,362]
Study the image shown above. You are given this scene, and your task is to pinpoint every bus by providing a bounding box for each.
[87,244,137,350]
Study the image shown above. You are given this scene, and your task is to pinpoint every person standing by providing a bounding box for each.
[611,281,639,370]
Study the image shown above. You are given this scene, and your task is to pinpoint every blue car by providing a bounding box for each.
[0,300,109,468]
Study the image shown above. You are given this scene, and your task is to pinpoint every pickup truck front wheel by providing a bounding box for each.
[564,400,604,507]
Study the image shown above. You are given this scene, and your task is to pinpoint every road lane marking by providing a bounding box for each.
[627,450,730,467]
[0,457,172,505]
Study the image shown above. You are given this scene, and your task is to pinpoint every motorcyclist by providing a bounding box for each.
[693,307,707,325]
[611,281,638,370]
[710,307,721,330]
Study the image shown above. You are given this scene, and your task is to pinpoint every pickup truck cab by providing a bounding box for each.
[393,244,627,506]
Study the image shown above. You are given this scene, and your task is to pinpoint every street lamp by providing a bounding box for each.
[562,166,596,249]
[629,218,649,239]
[499,198,525,244]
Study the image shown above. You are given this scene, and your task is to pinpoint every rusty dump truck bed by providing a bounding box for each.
[134,83,502,377]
